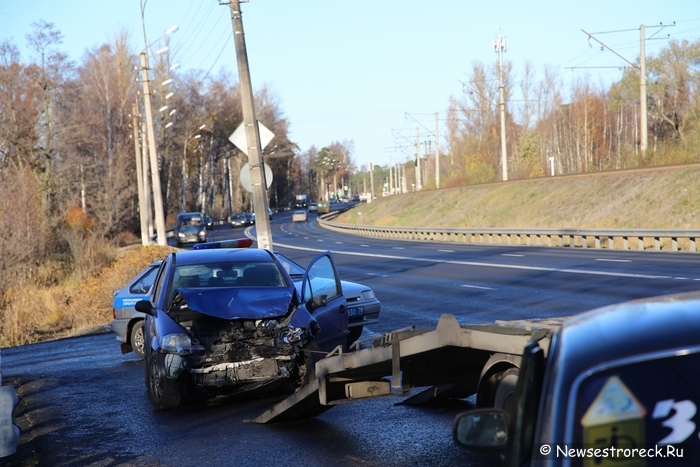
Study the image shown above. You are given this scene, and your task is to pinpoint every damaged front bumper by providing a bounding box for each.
[158,325,310,391]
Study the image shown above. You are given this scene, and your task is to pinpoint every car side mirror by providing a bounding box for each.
[135,299,156,317]
[308,295,327,311]
[453,409,508,450]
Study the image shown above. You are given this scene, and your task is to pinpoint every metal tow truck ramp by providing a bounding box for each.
[252,314,553,423]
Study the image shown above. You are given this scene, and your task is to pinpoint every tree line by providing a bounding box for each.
[1,21,698,302]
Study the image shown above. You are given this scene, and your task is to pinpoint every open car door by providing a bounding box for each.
[300,252,348,352]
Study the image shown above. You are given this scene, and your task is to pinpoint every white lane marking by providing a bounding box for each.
[438,249,454,253]
[367,273,389,277]
[502,254,524,257]
[461,284,496,290]
[274,241,677,281]
[674,277,690,280]
[318,239,324,242]
[360,244,370,247]
[393,247,405,250]
[335,242,343,244]
[595,259,632,263]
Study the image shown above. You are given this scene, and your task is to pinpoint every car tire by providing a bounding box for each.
[130,321,145,360]
[300,341,322,387]
[347,326,363,349]
[146,353,183,410]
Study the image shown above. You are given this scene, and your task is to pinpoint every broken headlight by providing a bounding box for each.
[161,333,204,354]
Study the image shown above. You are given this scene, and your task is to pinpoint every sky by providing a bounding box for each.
[1,1,699,169]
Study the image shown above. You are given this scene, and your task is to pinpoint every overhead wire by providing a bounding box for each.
[172,1,217,60]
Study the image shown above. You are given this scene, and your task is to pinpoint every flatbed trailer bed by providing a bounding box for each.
[253,314,564,423]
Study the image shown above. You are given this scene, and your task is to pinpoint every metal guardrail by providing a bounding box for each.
[318,214,700,253]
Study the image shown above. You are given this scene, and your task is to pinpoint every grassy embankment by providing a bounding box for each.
[336,166,700,231]
[2,166,699,348]
[0,245,175,348]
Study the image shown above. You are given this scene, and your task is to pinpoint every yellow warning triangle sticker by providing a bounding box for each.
[582,376,647,427]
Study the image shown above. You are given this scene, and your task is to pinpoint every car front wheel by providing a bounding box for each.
[347,326,363,349]
[130,321,145,360]
[146,353,183,410]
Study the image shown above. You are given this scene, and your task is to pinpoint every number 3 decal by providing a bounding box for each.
[652,399,697,444]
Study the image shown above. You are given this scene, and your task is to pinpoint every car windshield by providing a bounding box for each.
[179,215,202,227]
[169,260,287,297]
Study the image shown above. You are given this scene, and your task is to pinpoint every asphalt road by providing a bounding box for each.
[3,210,700,466]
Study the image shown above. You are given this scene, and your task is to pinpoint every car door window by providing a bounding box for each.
[150,256,170,306]
[129,266,159,294]
[306,255,341,301]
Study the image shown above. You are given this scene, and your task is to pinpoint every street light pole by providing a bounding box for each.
[140,52,167,246]
[131,103,149,245]
[494,29,508,181]
[227,0,273,250]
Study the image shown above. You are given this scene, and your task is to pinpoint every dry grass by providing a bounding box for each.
[0,244,174,348]
[338,166,700,230]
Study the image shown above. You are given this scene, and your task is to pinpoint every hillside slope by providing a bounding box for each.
[335,165,700,229]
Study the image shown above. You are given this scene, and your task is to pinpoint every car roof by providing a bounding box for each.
[177,211,203,218]
[553,290,700,380]
[172,247,275,266]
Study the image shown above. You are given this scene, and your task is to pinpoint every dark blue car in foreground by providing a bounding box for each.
[135,240,348,410]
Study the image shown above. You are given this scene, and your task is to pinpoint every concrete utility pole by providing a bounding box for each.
[369,162,375,201]
[494,29,508,181]
[141,118,153,239]
[579,23,673,153]
[228,0,273,250]
[415,127,422,190]
[139,52,167,245]
[639,24,648,152]
[132,103,149,246]
[435,112,440,189]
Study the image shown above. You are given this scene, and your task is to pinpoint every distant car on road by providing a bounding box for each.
[309,202,318,212]
[110,261,162,360]
[174,212,207,247]
[292,210,308,222]
[203,216,214,230]
[317,202,330,214]
[230,213,247,228]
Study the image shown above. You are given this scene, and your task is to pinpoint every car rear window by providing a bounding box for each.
[571,350,700,465]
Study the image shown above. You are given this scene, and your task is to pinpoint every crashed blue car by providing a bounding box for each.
[135,242,348,410]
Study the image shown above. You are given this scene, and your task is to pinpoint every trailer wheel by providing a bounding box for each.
[494,368,519,419]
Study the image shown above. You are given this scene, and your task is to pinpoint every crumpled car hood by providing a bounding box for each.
[175,286,295,320]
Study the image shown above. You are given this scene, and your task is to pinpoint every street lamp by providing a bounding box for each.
[138,14,179,245]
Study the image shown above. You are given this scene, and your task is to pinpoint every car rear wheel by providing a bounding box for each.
[130,321,145,360]
[146,353,183,410]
